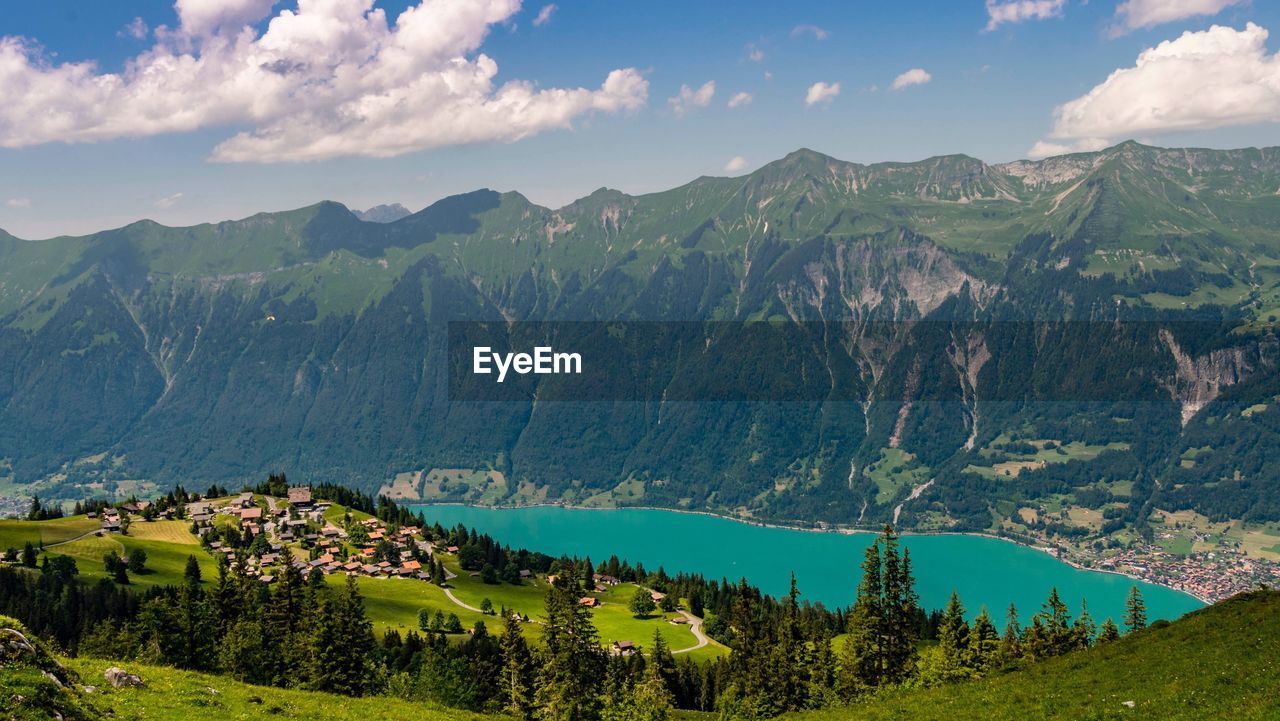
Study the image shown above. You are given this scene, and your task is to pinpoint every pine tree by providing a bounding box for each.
[534,568,605,720]
[838,540,882,698]
[184,555,202,583]
[631,645,675,721]
[1038,587,1073,657]
[1098,617,1121,643]
[499,612,535,719]
[648,628,677,695]
[968,607,1000,673]
[20,542,36,568]
[1124,586,1147,633]
[935,591,971,680]
[774,573,811,712]
[807,627,838,709]
[999,602,1022,662]
[879,527,919,685]
[1071,598,1096,650]
[309,575,376,696]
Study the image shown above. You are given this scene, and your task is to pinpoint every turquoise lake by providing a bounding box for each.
[412,504,1205,624]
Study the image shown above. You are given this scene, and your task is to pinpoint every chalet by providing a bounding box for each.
[650,591,666,603]
[287,486,313,507]
[596,574,619,586]
[519,569,532,579]
[234,493,255,509]
[446,546,460,554]
[259,575,276,584]
[343,562,361,572]
[362,564,378,575]
[611,640,636,657]
[579,597,601,608]
[240,506,263,521]
[316,554,336,564]
[402,560,422,572]
[546,575,558,585]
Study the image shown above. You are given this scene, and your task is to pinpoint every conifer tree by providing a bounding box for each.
[184,555,202,583]
[936,591,971,680]
[774,573,811,712]
[838,541,882,697]
[1124,586,1147,633]
[807,627,838,709]
[999,602,1023,661]
[632,645,675,721]
[879,527,919,685]
[534,568,605,720]
[499,612,535,719]
[1038,587,1073,657]
[1071,598,1096,650]
[968,607,1000,673]
[1098,617,1121,643]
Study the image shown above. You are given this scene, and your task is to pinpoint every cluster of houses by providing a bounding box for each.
[194,488,438,586]
[90,500,165,532]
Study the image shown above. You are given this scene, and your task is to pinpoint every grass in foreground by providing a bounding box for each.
[789,589,1280,721]
[63,657,491,721]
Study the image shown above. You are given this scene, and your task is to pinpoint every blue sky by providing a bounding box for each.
[1,0,1278,238]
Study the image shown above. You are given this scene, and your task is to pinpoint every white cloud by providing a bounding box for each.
[5,197,31,209]
[727,91,753,108]
[0,0,648,163]
[1113,0,1245,34]
[668,81,716,116]
[891,68,932,91]
[1026,137,1111,158]
[724,156,749,173]
[532,4,557,27]
[154,192,184,209]
[120,17,149,40]
[791,24,830,40]
[984,0,1067,31]
[805,81,840,106]
[748,46,765,62]
[175,0,278,37]
[1033,23,1280,150]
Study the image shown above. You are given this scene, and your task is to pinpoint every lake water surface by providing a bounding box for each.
[413,504,1205,624]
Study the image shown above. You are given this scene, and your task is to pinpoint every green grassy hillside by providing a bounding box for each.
[789,589,1280,721]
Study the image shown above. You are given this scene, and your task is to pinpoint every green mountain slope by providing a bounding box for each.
[3,142,1280,539]
[789,589,1280,721]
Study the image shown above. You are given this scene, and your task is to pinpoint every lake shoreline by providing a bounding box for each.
[409,500,1210,606]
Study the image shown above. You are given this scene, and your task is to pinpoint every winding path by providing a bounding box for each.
[671,610,711,655]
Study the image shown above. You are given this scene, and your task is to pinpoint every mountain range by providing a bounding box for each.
[3,141,1280,532]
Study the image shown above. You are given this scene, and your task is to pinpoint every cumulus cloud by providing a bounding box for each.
[804,81,840,106]
[747,46,765,62]
[727,91,753,108]
[5,197,31,209]
[154,192,184,209]
[668,81,716,116]
[891,68,932,90]
[1113,0,1245,34]
[984,0,1067,31]
[791,24,830,40]
[175,0,279,37]
[532,4,556,27]
[0,0,648,163]
[1030,23,1280,153]
[120,17,150,40]
[1026,137,1111,158]
[724,156,749,173]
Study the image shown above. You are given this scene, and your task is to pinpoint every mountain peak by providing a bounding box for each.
[354,203,412,223]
